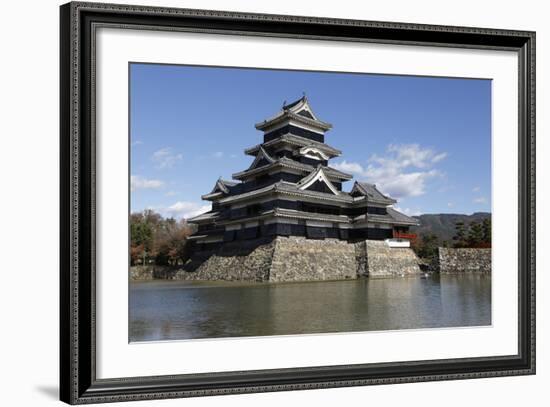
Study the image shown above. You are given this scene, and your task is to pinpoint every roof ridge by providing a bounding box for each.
[282,95,306,110]
[351,181,396,204]
[219,178,238,185]
[258,145,276,163]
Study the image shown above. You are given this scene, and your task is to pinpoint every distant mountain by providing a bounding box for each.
[410,212,491,244]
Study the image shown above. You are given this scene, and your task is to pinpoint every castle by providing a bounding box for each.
[188,95,418,251]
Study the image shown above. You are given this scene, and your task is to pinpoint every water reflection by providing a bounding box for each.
[129,275,491,342]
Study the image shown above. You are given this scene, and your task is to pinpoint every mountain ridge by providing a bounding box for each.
[410,212,491,244]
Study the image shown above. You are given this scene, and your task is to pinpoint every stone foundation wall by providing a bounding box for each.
[354,241,368,277]
[130,265,178,280]
[167,237,421,282]
[175,238,275,282]
[269,237,356,282]
[130,244,490,281]
[174,236,357,282]
[437,248,491,274]
[357,240,421,278]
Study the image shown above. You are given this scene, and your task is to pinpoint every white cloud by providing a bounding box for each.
[165,190,177,197]
[152,147,183,169]
[393,206,422,217]
[379,144,443,169]
[130,175,164,192]
[212,151,224,158]
[131,140,143,147]
[164,201,210,220]
[332,160,365,174]
[472,186,481,192]
[447,202,454,208]
[432,152,448,163]
[473,196,488,204]
[332,144,446,199]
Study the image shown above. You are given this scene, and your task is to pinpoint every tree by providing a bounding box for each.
[416,233,439,259]
[453,221,467,248]
[130,210,195,266]
[482,218,492,245]
[130,244,145,266]
[467,221,484,247]
[130,218,153,265]
[131,221,153,249]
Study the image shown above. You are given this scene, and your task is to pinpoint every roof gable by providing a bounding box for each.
[247,146,275,171]
[350,182,396,204]
[299,146,330,161]
[297,110,314,119]
[283,96,319,121]
[255,96,332,131]
[387,207,418,225]
[201,178,238,200]
[297,165,340,195]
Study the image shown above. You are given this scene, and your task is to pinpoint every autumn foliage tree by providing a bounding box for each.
[130,210,195,266]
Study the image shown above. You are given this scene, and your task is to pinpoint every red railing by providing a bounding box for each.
[393,232,417,240]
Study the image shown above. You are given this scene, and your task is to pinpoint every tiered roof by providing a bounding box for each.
[232,156,353,181]
[189,95,418,232]
[350,182,397,205]
[201,178,238,201]
[244,134,342,157]
[255,96,332,132]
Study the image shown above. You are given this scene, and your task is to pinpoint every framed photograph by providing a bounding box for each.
[60,1,535,404]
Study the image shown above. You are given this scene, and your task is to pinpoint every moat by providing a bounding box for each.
[129,274,491,342]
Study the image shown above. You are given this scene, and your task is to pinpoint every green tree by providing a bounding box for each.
[467,221,484,247]
[482,218,492,245]
[453,221,466,248]
[130,218,153,265]
[417,233,439,259]
[130,221,153,249]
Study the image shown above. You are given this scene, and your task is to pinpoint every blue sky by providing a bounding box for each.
[130,63,491,219]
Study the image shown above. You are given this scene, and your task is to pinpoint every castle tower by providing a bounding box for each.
[188,96,418,250]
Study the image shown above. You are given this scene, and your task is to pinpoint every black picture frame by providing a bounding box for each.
[60,2,536,404]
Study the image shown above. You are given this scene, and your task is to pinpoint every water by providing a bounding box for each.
[129,275,491,342]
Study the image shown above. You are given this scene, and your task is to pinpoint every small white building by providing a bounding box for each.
[385,238,411,248]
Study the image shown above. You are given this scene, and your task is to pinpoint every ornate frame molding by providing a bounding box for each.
[60,2,535,404]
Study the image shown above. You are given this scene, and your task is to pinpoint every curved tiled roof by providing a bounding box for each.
[201,178,239,200]
[386,207,419,225]
[255,96,332,131]
[244,133,342,157]
[233,157,353,181]
[187,211,220,223]
[351,182,396,204]
[282,96,307,111]
[245,146,276,171]
[352,208,418,226]
[255,111,332,132]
